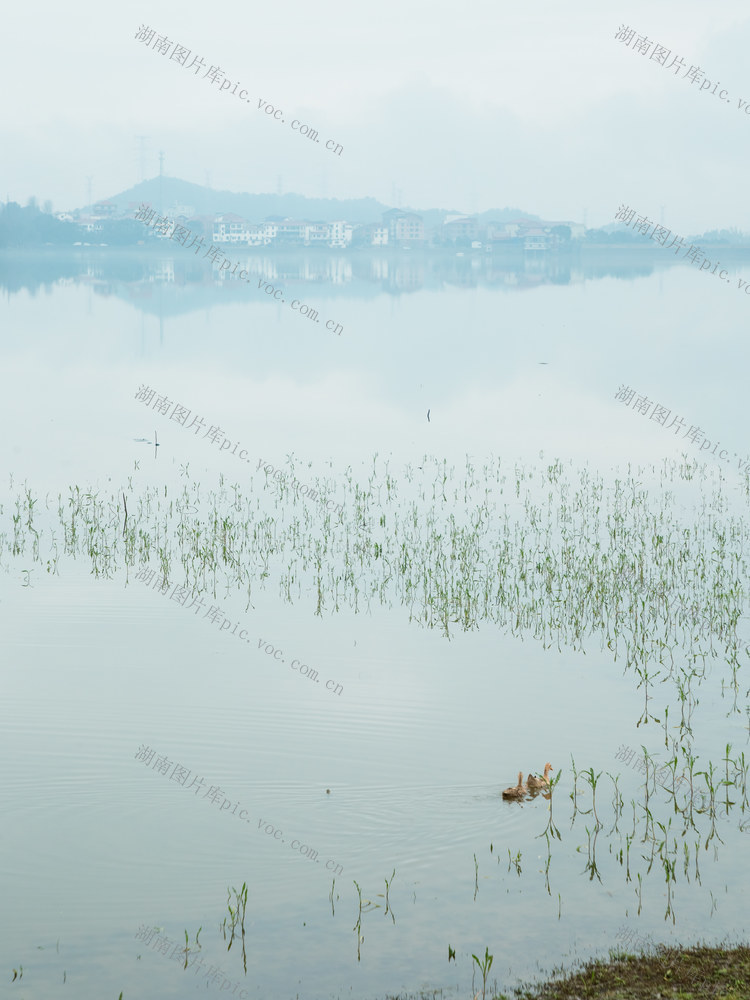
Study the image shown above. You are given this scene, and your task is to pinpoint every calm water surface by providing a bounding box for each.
[1,250,749,998]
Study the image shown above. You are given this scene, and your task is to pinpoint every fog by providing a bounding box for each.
[2,0,750,230]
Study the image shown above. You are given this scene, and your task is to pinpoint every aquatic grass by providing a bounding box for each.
[4,446,750,904]
[539,741,750,921]
[507,849,523,876]
[5,456,748,659]
[606,772,623,834]
[183,926,201,967]
[579,823,602,883]
[220,882,247,972]
[347,872,400,959]
[569,757,580,813]
[135,919,246,995]
[533,771,562,895]
[382,868,396,923]
[471,946,494,1000]
[352,879,366,961]
[581,767,603,830]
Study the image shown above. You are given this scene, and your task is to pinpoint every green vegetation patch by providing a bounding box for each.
[513,942,750,1000]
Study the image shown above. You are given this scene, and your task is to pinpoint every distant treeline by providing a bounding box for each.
[585,227,748,246]
[0,201,165,248]
[0,199,748,248]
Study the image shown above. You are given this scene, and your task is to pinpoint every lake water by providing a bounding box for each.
[1,247,749,999]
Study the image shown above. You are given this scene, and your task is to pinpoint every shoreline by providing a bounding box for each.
[508,940,750,1000]
[5,243,750,255]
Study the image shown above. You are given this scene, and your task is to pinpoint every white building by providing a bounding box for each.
[354,223,388,246]
[214,214,249,243]
[214,214,269,246]
[327,220,354,248]
[304,222,330,244]
[78,215,103,233]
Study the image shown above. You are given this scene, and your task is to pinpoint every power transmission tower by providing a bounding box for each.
[158,150,165,213]
[135,135,150,183]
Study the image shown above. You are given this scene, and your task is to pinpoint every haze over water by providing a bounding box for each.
[3,2,750,997]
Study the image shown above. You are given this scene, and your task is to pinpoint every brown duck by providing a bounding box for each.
[502,772,527,799]
[526,762,553,790]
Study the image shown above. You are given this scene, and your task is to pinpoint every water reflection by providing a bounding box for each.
[5,452,750,934]
[0,247,716,301]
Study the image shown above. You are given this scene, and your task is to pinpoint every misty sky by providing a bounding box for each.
[3,0,750,231]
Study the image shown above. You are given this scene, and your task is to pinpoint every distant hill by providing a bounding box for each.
[109,177,391,223]
[416,206,543,229]
[99,177,542,226]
